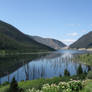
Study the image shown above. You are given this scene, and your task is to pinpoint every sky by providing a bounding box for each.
[0,0,92,45]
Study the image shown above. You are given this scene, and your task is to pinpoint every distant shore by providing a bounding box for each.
[61,47,92,51]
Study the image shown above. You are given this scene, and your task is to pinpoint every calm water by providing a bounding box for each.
[0,50,91,84]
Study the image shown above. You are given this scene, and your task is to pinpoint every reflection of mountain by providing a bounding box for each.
[22,54,88,80]
[0,50,90,83]
[0,54,45,77]
[43,50,73,60]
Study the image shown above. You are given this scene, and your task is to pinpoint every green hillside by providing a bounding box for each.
[0,20,55,53]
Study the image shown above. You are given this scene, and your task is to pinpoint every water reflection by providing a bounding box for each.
[0,50,91,84]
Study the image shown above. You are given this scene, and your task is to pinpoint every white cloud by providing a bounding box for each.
[67,32,78,36]
[61,39,76,45]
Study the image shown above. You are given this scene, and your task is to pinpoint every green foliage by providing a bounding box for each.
[24,80,83,92]
[0,75,88,92]
[0,50,6,55]
[69,80,82,91]
[9,77,19,92]
[77,65,83,75]
[64,69,70,76]
[80,80,92,92]
[2,82,9,86]
[0,20,55,54]
[74,54,92,66]
[19,75,86,90]
[87,71,92,79]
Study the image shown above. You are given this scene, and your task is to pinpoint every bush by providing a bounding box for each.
[24,80,83,92]
[2,81,9,86]
[64,69,70,76]
[9,77,19,92]
[77,64,83,75]
[87,71,92,79]
[69,80,82,91]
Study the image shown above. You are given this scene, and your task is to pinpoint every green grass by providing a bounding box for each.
[0,85,9,92]
[18,77,69,89]
[74,54,92,66]
[80,80,92,92]
[1,79,92,92]
[0,74,87,92]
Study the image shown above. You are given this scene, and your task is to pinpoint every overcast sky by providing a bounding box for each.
[0,0,92,45]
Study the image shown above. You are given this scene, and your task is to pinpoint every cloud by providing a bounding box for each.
[61,39,76,45]
[66,32,78,36]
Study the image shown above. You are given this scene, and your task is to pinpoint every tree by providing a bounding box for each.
[77,64,83,75]
[64,69,70,76]
[10,77,19,92]
[88,65,91,72]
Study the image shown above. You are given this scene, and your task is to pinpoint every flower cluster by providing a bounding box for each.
[25,80,82,92]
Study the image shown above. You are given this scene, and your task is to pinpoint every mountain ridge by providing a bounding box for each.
[70,31,92,48]
[0,20,55,52]
[30,36,66,50]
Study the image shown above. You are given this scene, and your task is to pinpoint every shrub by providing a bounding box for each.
[87,71,92,79]
[9,77,19,92]
[77,64,83,75]
[2,81,9,86]
[64,69,70,76]
[69,80,82,91]
[24,80,83,92]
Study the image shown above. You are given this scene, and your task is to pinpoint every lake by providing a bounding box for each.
[0,49,91,84]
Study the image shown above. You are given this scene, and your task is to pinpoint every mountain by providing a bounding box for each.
[30,36,66,50]
[70,31,92,48]
[0,20,55,52]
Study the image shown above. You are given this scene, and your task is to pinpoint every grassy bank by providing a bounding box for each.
[74,54,92,66]
[80,80,92,92]
[0,74,88,92]
[0,50,53,56]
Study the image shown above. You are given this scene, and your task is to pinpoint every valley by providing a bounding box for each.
[0,22,92,92]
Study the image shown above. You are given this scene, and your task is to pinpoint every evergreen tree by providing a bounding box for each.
[64,69,70,76]
[77,64,83,75]
[10,77,19,92]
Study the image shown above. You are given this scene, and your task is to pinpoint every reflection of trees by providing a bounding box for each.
[24,62,29,80]
[23,63,46,80]
[17,70,19,81]
[0,53,48,83]
[0,53,46,77]
[1,52,92,84]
